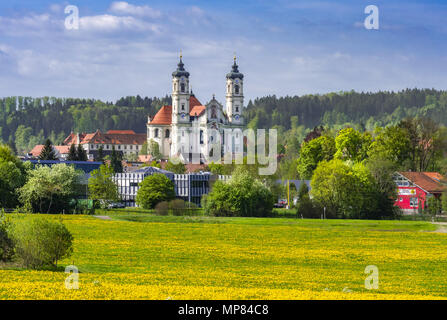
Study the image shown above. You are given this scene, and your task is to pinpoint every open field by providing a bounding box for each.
[0,213,446,299]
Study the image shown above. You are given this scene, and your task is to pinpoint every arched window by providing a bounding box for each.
[154,128,159,138]
[228,84,230,93]
[235,84,240,94]
[181,83,185,93]
[165,129,170,138]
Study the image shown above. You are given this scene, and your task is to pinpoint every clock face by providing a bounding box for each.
[181,113,186,119]
[234,114,240,120]
[235,79,239,84]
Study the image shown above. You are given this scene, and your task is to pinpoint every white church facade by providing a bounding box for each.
[147,56,245,163]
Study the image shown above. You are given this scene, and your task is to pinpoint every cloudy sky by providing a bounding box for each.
[0,0,446,103]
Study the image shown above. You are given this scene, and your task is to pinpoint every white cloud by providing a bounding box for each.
[109,1,161,18]
[79,14,161,33]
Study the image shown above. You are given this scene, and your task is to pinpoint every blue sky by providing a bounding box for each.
[0,0,446,103]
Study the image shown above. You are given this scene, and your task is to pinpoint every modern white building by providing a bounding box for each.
[147,55,245,163]
[113,166,231,206]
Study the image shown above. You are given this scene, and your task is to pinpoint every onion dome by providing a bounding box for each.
[226,56,244,80]
[172,54,190,78]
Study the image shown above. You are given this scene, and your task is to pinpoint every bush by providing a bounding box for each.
[204,168,274,217]
[136,173,175,209]
[0,211,14,262]
[154,201,169,216]
[170,199,186,216]
[12,218,73,269]
[155,199,200,216]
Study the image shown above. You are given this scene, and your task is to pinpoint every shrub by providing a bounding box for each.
[204,168,274,217]
[0,211,14,262]
[154,201,169,216]
[170,199,186,216]
[136,173,175,209]
[12,217,73,269]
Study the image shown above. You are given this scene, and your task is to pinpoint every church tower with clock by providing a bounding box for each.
[147,54,245,163]
[225,56,244,125]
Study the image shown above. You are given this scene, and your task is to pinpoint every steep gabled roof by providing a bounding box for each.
[149,95,207,125]
[399,172,446,193]
[29,145,70,157]
[149,105,172,125]
[63,130,146,146]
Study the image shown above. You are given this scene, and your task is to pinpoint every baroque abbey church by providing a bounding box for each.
[147,56,245,163]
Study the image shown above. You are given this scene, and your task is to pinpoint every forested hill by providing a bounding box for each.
[244,89,447,131]
[1,88,447,155]
[0,95,171,154]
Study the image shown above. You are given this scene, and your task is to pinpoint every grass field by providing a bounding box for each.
[0,213,446,299]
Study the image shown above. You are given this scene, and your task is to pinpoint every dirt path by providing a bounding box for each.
[93,215,112,220]
[432,222,447,233]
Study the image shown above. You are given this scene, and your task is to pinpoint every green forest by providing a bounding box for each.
[2,88,447,156]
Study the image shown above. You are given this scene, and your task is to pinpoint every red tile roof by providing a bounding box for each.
[148,96,207,125]
[63,130,146,146]
[399,172,446,193]
[107,130,136,134]
[150,105,172,125]
[189,95,206,117]
[190,105,206,117]
[29,145,70,157]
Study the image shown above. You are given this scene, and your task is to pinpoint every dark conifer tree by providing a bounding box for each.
[110,146,123,173]
[77,144,88,161]
[39,139,57,160]
[67,144,78,161]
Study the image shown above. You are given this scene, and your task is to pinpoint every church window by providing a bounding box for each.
[165,129,170,138]
[155,129,159,138]
[211,106,217,118]
[235,106,239,112]
[235,85,240,94]
[181,83,185,92]
[200,130,204,144]
[181,104,185,111]
[228,84,230,93]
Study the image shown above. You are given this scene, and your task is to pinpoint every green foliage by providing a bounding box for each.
[155,199,199,216]
[12,217,73,269]
[136,173,175,209]
[18,164,82,213]
[334,128,372,162]
[426,197,442,217]
[67,144,78,161]
[296,182,318,218]
[0,144,28,208]
[148,139,162,160]
[77,144,88,161]
[38,139,57,160]
[204,167,274,217]
[296,135,335,179]
[311,159,398,219]
[368,126,411,168]
[88,164,119,209]
[0,210,14,262]
[110,147,123,173]
[139,141,148,155]
[165,159,186,174]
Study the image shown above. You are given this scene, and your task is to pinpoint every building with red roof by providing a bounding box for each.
[393,172,446,214]
[147,55,246,163]
[28,145,71,160]
[62,129,146,160]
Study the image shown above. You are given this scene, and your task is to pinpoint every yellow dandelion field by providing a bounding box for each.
[0,214,446,300]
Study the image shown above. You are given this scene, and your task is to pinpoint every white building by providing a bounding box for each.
[147,56,245,163]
